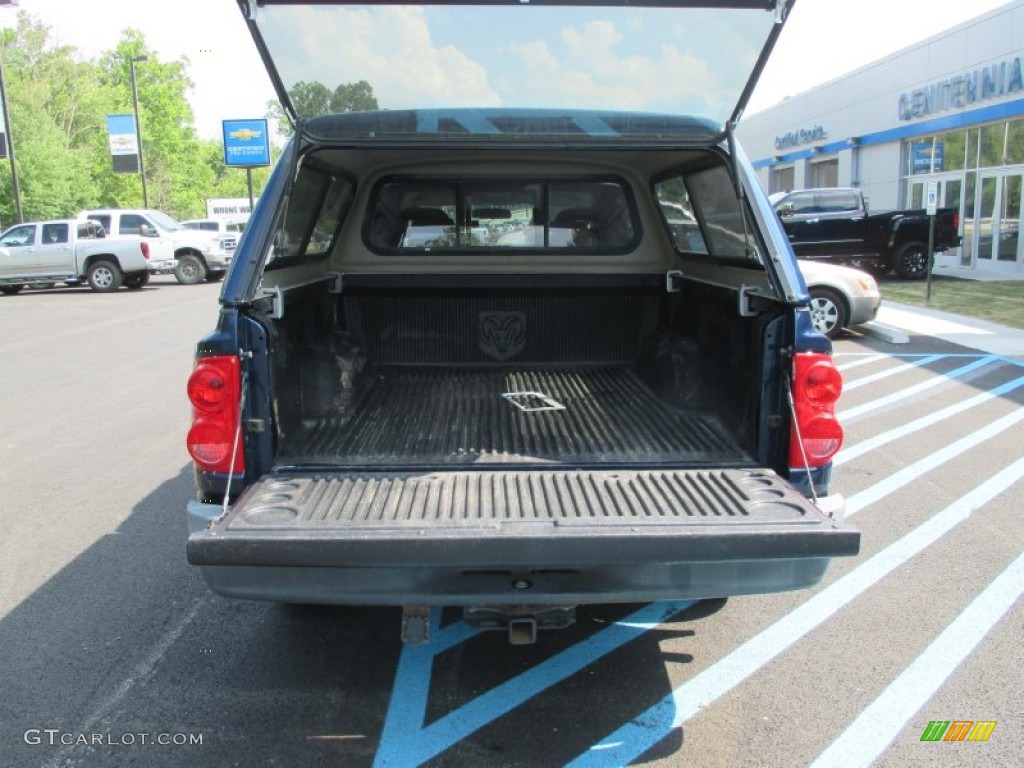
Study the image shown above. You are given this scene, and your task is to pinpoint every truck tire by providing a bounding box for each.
[1,284,25,295]
[809,287,848,339]
[86,260,123,292]
[894,242,929,280]
[174,254,207,285]
[205,270,227,283]
[124,272,151,290]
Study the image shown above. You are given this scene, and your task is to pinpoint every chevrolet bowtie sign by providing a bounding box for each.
[106,114,140,173]
[222,119,271,167]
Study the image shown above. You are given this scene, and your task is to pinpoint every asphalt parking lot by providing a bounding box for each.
[1,277,1022,768]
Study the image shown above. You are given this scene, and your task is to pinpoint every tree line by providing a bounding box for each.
[0,12,274,226]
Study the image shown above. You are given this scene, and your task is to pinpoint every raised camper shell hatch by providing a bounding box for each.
[239,0,792,132]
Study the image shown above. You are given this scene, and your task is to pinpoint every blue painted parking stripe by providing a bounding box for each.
[839,356,998,421]
[835,353,887,372]
[374,601,695,767]
[568,457,1024,768]
[809,550,1024,768]
[837,374,1024,466]
[844,406,1024,517]
[842,354,945,391]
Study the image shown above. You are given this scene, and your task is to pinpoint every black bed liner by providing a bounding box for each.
[279,366,749,467]
[187,467,858,568]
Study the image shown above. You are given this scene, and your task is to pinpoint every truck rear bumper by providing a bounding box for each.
[187,468,857,605]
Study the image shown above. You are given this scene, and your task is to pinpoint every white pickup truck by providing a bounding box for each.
[0,219,151,293]
[78,208,233,285]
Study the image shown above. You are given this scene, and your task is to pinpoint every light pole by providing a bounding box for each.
[128,54,148,208]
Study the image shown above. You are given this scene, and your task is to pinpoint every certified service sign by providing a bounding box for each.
[222,119,271,167]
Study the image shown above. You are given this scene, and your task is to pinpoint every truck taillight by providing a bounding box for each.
[187,356,244,475]
[141,242,150,260]
[789,353,843,468]
[953,211,960,231]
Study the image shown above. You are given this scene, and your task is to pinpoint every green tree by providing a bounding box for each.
[0,12,275,225]
[0,13,98,223]
[269,79,379,137]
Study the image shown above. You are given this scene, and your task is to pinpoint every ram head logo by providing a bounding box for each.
[478,311,526,361]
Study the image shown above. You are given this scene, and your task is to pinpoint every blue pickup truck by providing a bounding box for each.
[183,0,859,645]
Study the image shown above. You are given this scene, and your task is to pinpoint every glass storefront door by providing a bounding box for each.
[973,172,1023,270]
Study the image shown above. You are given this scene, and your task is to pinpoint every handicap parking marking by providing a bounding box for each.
[373,601,695,767]
[370,347,1024,767]
[568,457,1024,768]
[809,550,1024,768]
[839,355,1000,421]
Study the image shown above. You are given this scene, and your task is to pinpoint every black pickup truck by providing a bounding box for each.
[183,0,859,646]
[771,187,960,279]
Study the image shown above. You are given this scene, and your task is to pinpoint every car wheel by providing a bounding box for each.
[205,270,226,283]
[174,254,207,285]
[894,242,929,279]
[124,272,151,290]
[809,287,848,339]
[1,284,25,295]
[86,260,123,292]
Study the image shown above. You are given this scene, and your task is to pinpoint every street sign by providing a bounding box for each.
[926,181,939,216]
[222,119,271,167]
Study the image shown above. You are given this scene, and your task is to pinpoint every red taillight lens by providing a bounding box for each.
[187,419,235,466]
[188,363,232,412]
[187,356,243,474]
[953,211,960,231]
[141,241,150,260]
[804,360,843,405]
[789,352,844,468]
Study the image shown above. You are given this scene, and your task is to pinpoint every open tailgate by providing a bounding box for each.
[188,467,857,568]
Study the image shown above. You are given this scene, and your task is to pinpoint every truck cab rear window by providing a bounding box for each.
[365,178,637,253]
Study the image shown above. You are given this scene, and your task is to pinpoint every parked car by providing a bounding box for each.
[798,260,881,339]
[184,0,859,646]
[180,219,246,253]
[0,219,150,294]
[78,209,233,284]
[770,187,960,279]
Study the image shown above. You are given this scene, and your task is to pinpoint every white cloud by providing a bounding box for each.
[263,7,499,110]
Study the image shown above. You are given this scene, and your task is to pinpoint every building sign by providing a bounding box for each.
[205,197,259,220]
[106,114,139,173]
[911,142,944,172]
[222,119,271,167]
[898,56,1024,121]
[774,125,827,151]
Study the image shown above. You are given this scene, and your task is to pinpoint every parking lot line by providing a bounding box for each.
[373,601,695,767]
[839,356,998,421]
[841,354,944,392]
[843,407,1024,517]
[835,375,1024,466]
[809,549,1024,768]
[567,456,1024,768]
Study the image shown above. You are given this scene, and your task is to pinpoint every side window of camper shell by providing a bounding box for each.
[268,166,354,267]
[655,163,759,264]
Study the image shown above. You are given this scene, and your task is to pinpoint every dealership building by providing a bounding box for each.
[737,1,1024,276]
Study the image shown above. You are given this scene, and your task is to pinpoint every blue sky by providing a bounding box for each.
[8,0,1016,138]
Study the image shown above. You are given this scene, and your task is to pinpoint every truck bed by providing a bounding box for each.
[277,365,749,468]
